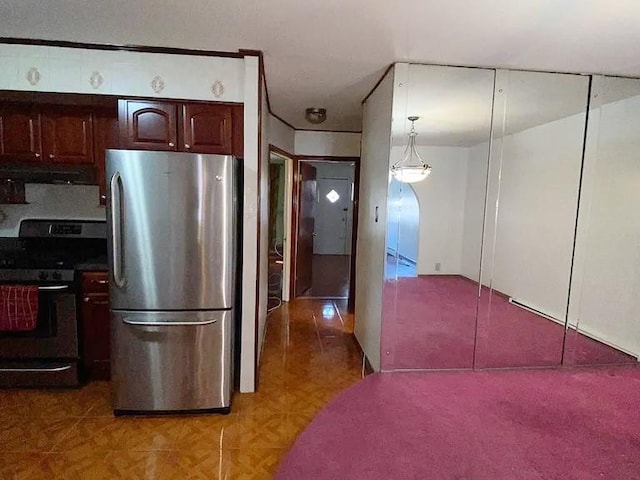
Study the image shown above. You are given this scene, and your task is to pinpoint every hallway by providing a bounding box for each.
[0,299,363,479]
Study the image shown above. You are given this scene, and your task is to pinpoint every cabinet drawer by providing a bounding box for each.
[81,271,109,294]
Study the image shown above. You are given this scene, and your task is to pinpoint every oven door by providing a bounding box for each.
[0,283,78,359]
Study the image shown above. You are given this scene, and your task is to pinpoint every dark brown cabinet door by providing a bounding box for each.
[41,107,94,164]
[81,272,111,380]
[181,103,233,154]
[232,104,244,158]
[119,100,178,151]
[93,114,119,205]
[0,107,42,162]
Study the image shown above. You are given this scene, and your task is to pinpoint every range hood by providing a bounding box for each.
[0,163,96,184]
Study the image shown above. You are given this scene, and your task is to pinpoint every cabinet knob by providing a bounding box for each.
[83,297,90,303]
[100,195,106,200]
[49,154,55,159]
[34,153,40,158]
[168,142,175,148]
[184,144,191,149]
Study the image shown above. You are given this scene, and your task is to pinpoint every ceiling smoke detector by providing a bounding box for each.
[305,107,327,124]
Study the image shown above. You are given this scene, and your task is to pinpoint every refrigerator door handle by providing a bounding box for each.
[122,318,218,327]
[110,171,125,288]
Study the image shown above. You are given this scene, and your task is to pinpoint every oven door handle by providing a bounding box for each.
[0,365,72,373]
[111,171,125,289]
[38,285,69,291]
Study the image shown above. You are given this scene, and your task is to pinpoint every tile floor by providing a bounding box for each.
[0,299,363,479]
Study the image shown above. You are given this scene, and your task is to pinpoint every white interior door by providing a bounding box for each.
[314,177,353,255]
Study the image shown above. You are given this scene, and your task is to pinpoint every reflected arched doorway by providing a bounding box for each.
[386,178,419,278]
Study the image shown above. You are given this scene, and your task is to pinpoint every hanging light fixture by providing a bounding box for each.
[390,116,432,183]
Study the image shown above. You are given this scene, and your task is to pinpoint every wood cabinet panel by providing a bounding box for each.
[41,107,94,164]
[93,115,119,205]
[181,103,233,154]
[0,107,42,162]
[232,104,244,158]
[80,271,110,381]
[119,100,178,151]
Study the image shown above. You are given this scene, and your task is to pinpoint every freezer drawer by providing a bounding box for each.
[111,310,233,413]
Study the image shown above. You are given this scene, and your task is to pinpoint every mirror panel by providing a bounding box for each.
[381,64,495,370]
[475,70,590,368]
[564,75,640,366]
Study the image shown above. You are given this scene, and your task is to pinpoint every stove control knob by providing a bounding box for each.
[39,271,48,280]
[52,271,62,281]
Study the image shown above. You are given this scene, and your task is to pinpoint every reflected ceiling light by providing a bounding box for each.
[305,107,327,124]
[390,116,432,183]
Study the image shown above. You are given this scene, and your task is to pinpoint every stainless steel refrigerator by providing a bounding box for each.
[106,150,236,414]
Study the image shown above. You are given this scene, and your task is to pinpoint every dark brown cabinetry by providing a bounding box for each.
[118,100,178,151]
[0,106,42,162]
[80,271,111,380]
[93,114,119,205]
[181,103,233,154]
[0,104,97,165]
[41,106,94,164]
[119,99,242,156]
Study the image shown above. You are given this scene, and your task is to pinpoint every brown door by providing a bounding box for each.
[181,103,233,154]
[0,106,42,162]
[93,114,119,205]
[295,162,317,296]
[41,106,94,164]
[118,100,178,151]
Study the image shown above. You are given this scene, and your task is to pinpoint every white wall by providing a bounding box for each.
[355,67,394,371]
[0,184,105,237]
[0,44,244,102]
[256,74,270,367]
[479,112,586,321]
[268,114,295,153]
[386,179,419,264]
[569,79,640,357]
[239,56,260,391]
[392,145,469,275]
[461,142,490,281]
[295,131,361,157]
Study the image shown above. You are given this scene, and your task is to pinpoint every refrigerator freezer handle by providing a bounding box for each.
[122,318,218,327]
[110,171,126,288]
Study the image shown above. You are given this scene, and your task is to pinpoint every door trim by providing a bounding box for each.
[268,145,295,302]
[291,155,360,313]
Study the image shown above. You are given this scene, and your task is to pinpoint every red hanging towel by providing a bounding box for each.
[0,285,39,331]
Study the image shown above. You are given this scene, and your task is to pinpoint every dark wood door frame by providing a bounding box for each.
[270,147,360,313]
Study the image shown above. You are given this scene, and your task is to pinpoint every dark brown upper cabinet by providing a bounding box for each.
[181,103,233,154]
[118,100,178,151]
[0,106,42,162]
[41,106,94,164]
[94,114,119,205]
[119,99,242,156]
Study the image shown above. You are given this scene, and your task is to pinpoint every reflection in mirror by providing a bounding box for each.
[475,70,590,368]
[380,64,495,370]
[564,75,640,366]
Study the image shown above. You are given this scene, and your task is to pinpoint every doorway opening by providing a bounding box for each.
[267,149,294,311]
[386,178,419,278]
[294,159,358,301]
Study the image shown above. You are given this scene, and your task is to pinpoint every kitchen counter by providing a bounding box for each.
[76,257,109,271]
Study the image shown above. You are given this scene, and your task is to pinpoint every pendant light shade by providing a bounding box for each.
[390,116,432,183]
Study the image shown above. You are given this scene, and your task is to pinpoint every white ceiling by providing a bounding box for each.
[2,0,640,132]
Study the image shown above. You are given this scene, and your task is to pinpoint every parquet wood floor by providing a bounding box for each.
[0,299,363,479]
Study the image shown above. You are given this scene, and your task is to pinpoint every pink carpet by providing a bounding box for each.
[276,367,640,479]
[381,276,635,370]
